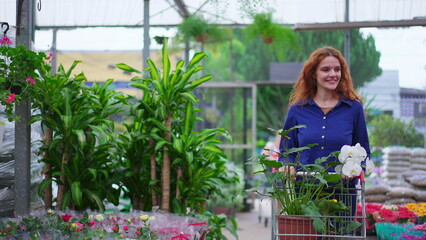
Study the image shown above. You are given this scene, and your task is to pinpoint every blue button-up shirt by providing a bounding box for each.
[279,99,370,167]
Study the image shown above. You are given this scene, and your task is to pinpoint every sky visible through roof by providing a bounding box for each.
[1,0,426,89]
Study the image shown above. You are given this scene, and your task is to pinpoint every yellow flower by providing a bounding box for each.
[149,216,156,221]
[140,215,149,221]
[329,199,338,202]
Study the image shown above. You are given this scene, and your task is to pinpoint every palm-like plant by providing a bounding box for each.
[117,39,235,213]
[32,63,124,210]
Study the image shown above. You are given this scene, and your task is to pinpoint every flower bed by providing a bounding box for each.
[0,210,208,239]
[358,202,426,239]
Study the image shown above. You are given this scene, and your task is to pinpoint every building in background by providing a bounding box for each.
[359,70,401,118]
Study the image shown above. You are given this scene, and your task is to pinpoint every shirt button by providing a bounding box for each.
[321,135,325,138]
[323,116,326,119]
[321,147,324,150]
[322,126,326,129]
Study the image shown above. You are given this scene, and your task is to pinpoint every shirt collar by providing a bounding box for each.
[306,98,353,107]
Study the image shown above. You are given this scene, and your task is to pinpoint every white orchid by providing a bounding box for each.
[354,143,367,163]
[338,143,367,165]
[365,157,375,175]
[341,160,362,177]
[338,145,355,163]
[337,143,372,178]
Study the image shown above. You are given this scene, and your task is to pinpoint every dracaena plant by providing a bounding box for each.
[0,36,51,121]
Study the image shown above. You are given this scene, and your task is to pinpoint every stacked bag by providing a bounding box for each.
[381,146,411,180]
[410,148,426,171]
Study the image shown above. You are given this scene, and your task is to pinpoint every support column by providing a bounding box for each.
[14,0,34,217]
[344,0,351,67]
[143,0,150,70]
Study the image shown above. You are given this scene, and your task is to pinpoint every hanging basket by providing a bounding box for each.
[195,34,208,43]
[261,35,274,44]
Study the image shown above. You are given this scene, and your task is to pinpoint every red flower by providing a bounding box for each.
[5,93,15,103]
[61,214,72,222]
[123,225,129,231]
[112,225,119,233]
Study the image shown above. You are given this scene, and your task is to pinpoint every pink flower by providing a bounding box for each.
[61,214,72,222]
[0,36,12,44]
[26,77,36,85]
[112,225,119,233]
[5,93,15,103]
[74,222,83,228]
[123,225,129,231]
[89,220,95,227]
[47,53,54,61]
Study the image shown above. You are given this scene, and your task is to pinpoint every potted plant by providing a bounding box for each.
[0,36,50,121]
[177,15,218,43]
[249,126,371,239]
[245,12,281,44]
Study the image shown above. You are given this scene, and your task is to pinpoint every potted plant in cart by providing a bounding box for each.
[249,126,371,239]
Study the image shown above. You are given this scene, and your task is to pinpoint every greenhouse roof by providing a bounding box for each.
[1,0,426,29]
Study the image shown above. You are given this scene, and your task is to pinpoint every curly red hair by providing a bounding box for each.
[289,46,362,105]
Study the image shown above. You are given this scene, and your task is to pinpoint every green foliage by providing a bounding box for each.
[0,43,50,121]
[257,86,292,130]
[32,63,124,211]
[368,114,424,148]
[190,211,239,240]
[117,39,239,218]
[248,126,361,234]
[295,29,382,88]
[245,13,301,61]
[178,15,221,42]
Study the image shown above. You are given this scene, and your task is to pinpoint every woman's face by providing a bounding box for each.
[315,56,341,92]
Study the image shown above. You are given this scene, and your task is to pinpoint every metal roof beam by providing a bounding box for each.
[294,19,426,31]
[173,0,190,18]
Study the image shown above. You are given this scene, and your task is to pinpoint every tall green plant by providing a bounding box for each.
[32,63,124,210]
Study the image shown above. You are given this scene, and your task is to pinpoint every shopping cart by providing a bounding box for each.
[271,180,366,240]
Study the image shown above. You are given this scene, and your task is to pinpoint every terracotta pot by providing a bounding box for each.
[277,215,317,240]
[261,35,274,44]
[195,34,208,43]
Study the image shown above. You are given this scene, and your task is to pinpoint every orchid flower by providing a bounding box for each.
[365,157,375,175]
[341,160,362,177]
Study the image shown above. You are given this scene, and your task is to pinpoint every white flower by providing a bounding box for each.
[95,214,104,221]
[365,157,375,175]
[338,145,356,163]
[334,165,343,175]
[354,143,367,163]
[341,161,362,177]
[338,143,367,164]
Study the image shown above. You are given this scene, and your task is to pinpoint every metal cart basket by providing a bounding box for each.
[271,181,366,240]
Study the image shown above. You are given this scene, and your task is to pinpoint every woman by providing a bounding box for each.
[278,46,370,224]
[279,46,370,166]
